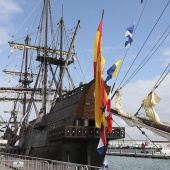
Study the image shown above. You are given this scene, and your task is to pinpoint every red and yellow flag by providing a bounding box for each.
[94,11,107,128]
[93,13,103,78]
[95,55,105,128]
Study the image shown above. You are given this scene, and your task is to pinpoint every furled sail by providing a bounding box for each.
[8,42,76,57]
[111,90,170,141]
[142,91,161,124]
[115,90,142,127]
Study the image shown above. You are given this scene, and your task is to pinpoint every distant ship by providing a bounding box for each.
[0,0,124,167]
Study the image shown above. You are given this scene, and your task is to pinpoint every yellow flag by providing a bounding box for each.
[112,59,122,77]
[101,113,108,127]
[95,55,102,128]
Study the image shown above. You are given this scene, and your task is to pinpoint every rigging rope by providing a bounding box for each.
[153,63,170,90]
[63,23,86,87]
[137,126,170,159]
[134,63,170,116]
[10,0,41,41]
[49,0,55,50]
[121,24,170,89]
[109,1,147,99]
[117,0,170,90]
[77,29,88,83]
[115,0,148,89]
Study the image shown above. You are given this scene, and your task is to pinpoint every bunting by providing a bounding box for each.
[97,128,107,155]
[105,59,122,83]
[101,158,109,169]
[105,92,113,133]
[125,24,135,49]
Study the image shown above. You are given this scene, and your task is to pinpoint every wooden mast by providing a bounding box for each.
[42,0,49,116]
[23,35,29,118]
[50,20,80,108]
[59,17,63,97]
[1,0,79,123]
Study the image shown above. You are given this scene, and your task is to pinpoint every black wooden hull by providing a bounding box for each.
[21,139,105,166]
[10,124,124,166]
[6,81,125,167]
[16,124,124,166]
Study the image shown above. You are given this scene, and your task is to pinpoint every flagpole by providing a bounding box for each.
[111,83,115,93]
[111,90,116,100]
[102,10,104,18]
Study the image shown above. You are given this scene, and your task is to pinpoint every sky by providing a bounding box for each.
[0,0,170,141]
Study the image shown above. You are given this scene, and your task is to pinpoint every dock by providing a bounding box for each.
[106,151,170,159]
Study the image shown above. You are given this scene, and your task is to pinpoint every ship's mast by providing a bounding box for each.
[50,20,80,108]
[42,0,49,116]
[59,17,63,97]
[2,34,33,133]
[23,35,29,117]
[1,0,80,124]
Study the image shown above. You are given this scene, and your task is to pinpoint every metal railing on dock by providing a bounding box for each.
[106,148,170,159]
[0,152,108,170]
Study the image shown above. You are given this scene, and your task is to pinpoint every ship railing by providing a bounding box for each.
[0,152,109,170]
[48,126,125,142]
[56,85,84,101]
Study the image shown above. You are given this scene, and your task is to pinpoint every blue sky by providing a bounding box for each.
[0,0,170,140]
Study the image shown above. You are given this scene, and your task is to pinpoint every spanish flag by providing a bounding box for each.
[94,11,107,128]
[93,11,103,78]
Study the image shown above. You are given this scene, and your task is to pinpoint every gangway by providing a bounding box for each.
[0,152,108,170]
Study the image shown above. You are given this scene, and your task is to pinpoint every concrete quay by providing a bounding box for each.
[106,151,170,159]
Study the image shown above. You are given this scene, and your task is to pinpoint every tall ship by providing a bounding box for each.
[0,0,124,167]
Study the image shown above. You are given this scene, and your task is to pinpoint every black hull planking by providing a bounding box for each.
[6,80,125,167]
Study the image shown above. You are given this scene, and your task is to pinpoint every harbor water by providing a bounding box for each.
[106,155,170,170]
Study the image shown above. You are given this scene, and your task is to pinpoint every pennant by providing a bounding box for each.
[97,128,107,155]
[101,158,109,169]
[105,59,122,83]
[101,113,108,127]
[105,92,113,133]
[106,114,113,133]
[101,92,113,133]
[125,24,135,49]
[101,77,108,106]
[105,92,111,116]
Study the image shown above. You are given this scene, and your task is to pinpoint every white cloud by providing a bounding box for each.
[0,0,22,46]
[0,27,11,45]
[103,44,121,52]
[160,48,170,66]
[162,49,170,56]
[0,0,22,23]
